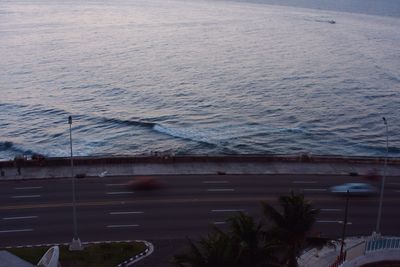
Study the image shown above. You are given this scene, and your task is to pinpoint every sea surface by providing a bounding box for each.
[0,0,399,160]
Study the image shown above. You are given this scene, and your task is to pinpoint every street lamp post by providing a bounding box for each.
[376,117,389,236]
[68,116,83,251]
[340,190,350,259]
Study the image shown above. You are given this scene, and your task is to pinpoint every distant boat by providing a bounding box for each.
[328,20,336,24]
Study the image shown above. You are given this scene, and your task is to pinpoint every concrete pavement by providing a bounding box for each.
[0,251,34,267]
[299,236,364,267]
[1,155,399,267]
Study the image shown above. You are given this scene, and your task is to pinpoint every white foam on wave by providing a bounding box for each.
[153,124,218,145]
[153,123,306,144]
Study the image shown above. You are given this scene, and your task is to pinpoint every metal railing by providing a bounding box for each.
[329,237,400,267]
[366,238,400,252]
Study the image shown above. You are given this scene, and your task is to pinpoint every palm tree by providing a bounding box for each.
[261,191,320,267]
[173,212,279,267]
[173,230,238,267]
[227,212,279,267]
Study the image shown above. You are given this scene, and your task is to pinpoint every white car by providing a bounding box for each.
[329,183,377,196]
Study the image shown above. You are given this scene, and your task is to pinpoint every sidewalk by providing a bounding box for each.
[0,251,34,267]
[299,236,365,267]
[0,155,399,180]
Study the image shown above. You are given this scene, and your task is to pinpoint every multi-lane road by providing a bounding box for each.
[0,174,399,247]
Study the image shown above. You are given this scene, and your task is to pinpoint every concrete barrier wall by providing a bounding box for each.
[1,154,400,169]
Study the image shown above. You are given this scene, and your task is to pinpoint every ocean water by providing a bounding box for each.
[0,0,399,160]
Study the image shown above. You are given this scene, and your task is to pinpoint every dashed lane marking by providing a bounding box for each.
[293,181,317,184]
[303,189,327,192]
[0,229,33,233]
[14,187,42,190]
[338,221,353,225]
[11,195,41,198]
[317,220,352,225]
[107,225,139,228]
[109,211,144,215]
[211,209,244,212]
[320,209,342,212]
[207,189,235,192]
[3,216,38,220]
[203,181,229,184]
[106,192,134,195]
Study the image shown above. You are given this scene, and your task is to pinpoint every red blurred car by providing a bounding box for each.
[127,176,164,190]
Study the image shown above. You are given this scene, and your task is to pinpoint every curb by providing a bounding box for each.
[117,240,154,266]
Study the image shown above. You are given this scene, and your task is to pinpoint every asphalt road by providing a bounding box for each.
[0,174,399,248]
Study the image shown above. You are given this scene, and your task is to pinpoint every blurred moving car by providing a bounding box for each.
[127,176,164,190]
[329,183,377,196]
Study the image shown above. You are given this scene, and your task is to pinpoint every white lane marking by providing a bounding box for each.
[293,181,317,184]
[338,221,353,225]
[12,195,41,198]
[213,221,226,225]
[395,190,400,193]
[107,224,139,228]
[207,189,235,192]
[109,211,144,215]
[320,209,342,212]
[3,216,38,220]
[0,229,33,233]
[303,189,327,192]
[105,183,128,186]
[203,181,229,184]
[317,220,352,225]
[389,183,400,185]
[14,186,42,190]
[106,192,134,195]
[211,209,244,212]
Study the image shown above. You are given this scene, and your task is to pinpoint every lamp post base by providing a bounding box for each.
[371,231,381,240]
[69,237,83,251]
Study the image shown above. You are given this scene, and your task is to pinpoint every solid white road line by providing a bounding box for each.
[211,209,244,212]
[3,216,38,220]
[213,221,226,225]
[109,211,144,215]
[292,181,317,184]
[0,229,33,233]
[11,195,41,198]
[14,186,42,190]
[207,189,235,192]
[105,183,128,186]
[106,192,134,195]
[203,181,229,184]
[107,225,139,228]
[303,189,327,192]
[320,209,342,212]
